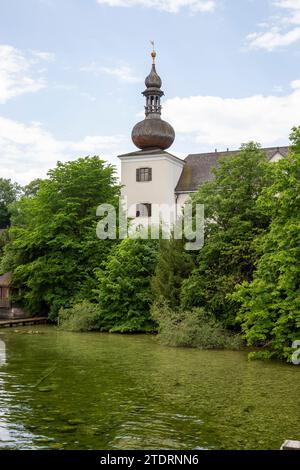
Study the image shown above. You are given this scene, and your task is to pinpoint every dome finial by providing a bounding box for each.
[150,40,156,64]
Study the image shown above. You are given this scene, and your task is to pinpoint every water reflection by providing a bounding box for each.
[0,336,43,449]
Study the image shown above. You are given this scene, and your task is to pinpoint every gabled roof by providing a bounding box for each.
[0,272,11,287]
[175,146,289,193]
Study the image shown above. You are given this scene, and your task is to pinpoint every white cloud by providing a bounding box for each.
[100,65,142,83]
[31,50,55,62]
[247,1,300,50]
[163,81,300,148]
[0,116,125,184]
[79,91,97,102]
[80,63,142,83]
[247,26,300,50]
[96,0,216,13]
[0,45,52,103]
[291,78,300,88]
[272,84,284,92]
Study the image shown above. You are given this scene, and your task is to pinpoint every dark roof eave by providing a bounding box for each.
[118,148,185,164]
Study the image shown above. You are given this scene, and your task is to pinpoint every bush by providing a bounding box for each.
[152,300,243,350]
[58,300,101,332]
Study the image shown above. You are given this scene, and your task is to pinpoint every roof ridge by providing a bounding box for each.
[187,145,289,158]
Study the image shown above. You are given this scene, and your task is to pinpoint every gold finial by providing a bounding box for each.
[150,40,156,64]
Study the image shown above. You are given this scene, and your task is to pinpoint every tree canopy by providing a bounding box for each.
[233,128,300,360]
[1,156,119,318]
[153,143,273,327]
[0,178,22,229]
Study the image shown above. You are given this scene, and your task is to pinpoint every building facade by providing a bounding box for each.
[118,50,289,225]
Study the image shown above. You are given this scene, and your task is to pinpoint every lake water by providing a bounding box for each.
[0,326,299,450]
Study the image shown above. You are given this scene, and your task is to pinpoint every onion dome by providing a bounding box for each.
[131,44,175,151]
[145,52,162,88]
[132,118,175,150]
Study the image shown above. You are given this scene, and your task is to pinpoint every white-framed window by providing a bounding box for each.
[136,168,152,182]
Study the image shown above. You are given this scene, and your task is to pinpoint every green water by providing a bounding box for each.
[0,326,299,450]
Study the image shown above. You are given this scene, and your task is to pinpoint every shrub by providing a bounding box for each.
[152,300,243,350]
[58,300,101,332]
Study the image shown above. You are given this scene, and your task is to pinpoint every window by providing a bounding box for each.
[136,203,152,218]
[136,167,152,182]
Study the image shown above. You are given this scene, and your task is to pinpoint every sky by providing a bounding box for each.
[0,0,300,184]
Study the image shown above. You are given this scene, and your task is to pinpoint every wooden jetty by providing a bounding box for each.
[0,317,48,328]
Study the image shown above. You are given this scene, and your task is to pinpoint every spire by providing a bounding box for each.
[131,45,175,151]
[150,40,156,64]
[143,43,164,117]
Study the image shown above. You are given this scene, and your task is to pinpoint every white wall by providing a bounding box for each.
[120,153,185,226]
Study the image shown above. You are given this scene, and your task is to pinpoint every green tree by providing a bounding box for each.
[0,178,22,228]
[96,237,158,332]
[234,128,300,360]
[0,228,9,263]
[2,156,119,318]
[151,236,195,309]
[23,178,44,198]
[180,143,273,327]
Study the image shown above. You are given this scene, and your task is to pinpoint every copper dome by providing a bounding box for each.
[132,118,175,151]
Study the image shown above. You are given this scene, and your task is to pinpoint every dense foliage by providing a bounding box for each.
[95,237,158,332]
[151,236,195,309]
[1,156,119,318]
[181,143,274,327]
[0,178,22,228]
[153,143,273,328]
[233,128,300,360]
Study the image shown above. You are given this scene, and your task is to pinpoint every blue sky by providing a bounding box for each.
[1,0,300,183]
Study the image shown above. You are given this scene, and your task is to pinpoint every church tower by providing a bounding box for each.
[118,46,185,225]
